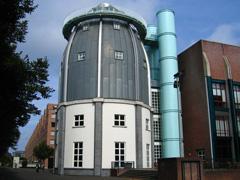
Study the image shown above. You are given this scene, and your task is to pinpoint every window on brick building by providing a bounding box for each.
[233,85,240,109]
[237,113,240,137]
[196,149,205,160]
[215,115,230,137]
[51,122,55,127]
[212,83,227,108]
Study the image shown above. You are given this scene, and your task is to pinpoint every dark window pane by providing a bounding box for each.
[115,156,119,160]
[120,121,125,126]
[120,115,124,120]
[115,143,119,148]
[80,115,84,120]
[74,162,77,167]
[74,156,77,160]
[121,149,124,154]
[74,143,78,148]
[51,122,55,127]
[79,142,83,148]
[115,150,119,154]
[115,114,119,119]
[120,143,124,148]
[75,115,79,120]
[121,156,124,160]
[115,121,119,126]
[79,162,82,167]
[79,149,83,154]
[79,156,82,160]
[75,122,79,126]
[80,121,84,126]
[74,149,78,154]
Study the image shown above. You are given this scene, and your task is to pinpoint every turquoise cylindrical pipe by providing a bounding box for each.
[157,9,182,158]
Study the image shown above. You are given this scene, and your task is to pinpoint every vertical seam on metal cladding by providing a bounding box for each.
[63,30,77,102]
[129,25,139,100]
[97,21,103,97]
[141,42,152,106]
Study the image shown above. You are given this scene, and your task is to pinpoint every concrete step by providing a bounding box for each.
[119,169,158,180]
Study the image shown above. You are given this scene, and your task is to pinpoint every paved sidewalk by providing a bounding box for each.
[0,168,131,180]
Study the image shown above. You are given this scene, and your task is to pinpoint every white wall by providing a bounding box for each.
[102,103,136,169]
[141,107,152,168]
[64,103,95,168]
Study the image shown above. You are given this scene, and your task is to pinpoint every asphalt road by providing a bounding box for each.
[0,168,131,180]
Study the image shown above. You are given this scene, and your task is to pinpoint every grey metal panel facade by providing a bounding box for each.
[135,34,149,104]
[101,21,136,100]
[62,19,149,105]
[59,48,67,102]
[67,21,99,101]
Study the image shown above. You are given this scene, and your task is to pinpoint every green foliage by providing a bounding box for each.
[0,0,54,157]
[21,157,28,168]
[33,142,54,161]
[0,153,13,167]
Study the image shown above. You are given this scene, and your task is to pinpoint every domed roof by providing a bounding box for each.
[63,3,147,40]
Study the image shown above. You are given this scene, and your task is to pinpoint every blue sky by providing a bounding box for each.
[16,0,240,151]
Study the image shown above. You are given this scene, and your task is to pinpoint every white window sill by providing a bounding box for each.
[72,126,85,128]
[112,126,127,128]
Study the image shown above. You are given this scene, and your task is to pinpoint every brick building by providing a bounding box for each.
[178,40,240,167]
[25,103,57,168]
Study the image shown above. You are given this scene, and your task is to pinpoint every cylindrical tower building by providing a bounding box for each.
[55,3,152,176]
[156,10,183,158]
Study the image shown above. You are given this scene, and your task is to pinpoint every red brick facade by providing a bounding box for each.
[178,40,240,165]
[25,103,57,168]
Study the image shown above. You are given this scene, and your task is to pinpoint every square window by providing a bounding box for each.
[114,114,125,127]
[83,25,88,31]
[75,122,79,126]
[113,23,120,30]
[79,121,84,126]
[74,162,77,167]
[114,51,124,60]
[77,52,86,61]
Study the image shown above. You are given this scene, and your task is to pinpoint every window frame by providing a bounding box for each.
[113,23,120,30]
[73,142,83,168]
[82,25,88,31]
[215,115,230,137]
[114,114,126,127]
[74,114,84,127]
[114,51,124,60]
[151,89,160,114]
[233,84,240,109]
[77,51,86,61]
[212,82,227,108]
[114,142,125,168]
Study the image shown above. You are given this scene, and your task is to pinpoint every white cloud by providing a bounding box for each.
[208,24,240,45]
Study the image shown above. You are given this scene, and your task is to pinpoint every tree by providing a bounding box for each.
[21,157,28,168]
[33,142,54,162]
[0,0,54,157]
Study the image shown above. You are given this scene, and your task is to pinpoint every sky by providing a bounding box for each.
[15,0,240,151]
